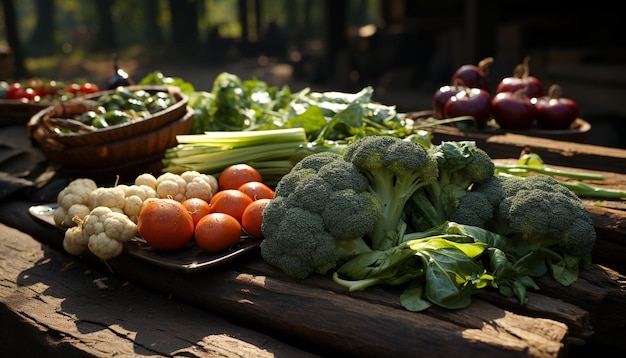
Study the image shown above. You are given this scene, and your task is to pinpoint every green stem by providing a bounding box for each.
[494,164,604,180]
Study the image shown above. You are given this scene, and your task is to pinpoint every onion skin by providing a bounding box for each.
[492,91,536,130]
[444,87,493,128]
[534,85,579,129]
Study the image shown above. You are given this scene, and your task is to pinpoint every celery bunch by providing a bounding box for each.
[162,128,308,185]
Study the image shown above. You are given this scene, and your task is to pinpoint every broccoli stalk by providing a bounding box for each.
[404,141,495,232]
[342,136,439,250]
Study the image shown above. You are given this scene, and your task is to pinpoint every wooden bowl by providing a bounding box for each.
[28,85,188,147]
[408,110,591,144]
[39,106,193,173]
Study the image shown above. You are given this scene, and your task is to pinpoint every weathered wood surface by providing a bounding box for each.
[2,198,626,357]
[0,223,321,358]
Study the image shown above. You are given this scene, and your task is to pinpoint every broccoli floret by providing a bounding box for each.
[448,175,505,228]
[450,173,597,285]
[260,152,381,279]
[498,174,596,258]
[342,135,439,249]
[405,141,495,232]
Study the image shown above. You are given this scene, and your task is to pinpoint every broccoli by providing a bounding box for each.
[260,151,382,279]
[342,135,439,250]
[404,141,495,232]
[450,173,597,285]
[261,135,439,278]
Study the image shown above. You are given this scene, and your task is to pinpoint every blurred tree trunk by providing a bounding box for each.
[93,0,117,51]
[1,0,28,78]
[323,0,347,80]
[27,0,55,56]
[168,0,199,46]
[143,0,162,46]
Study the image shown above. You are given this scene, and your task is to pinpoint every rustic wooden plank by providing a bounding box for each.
[0,210,571,358]
[0,223,321,358]
[4,196,626,356]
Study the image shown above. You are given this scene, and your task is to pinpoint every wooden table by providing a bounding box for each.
[1,130,626,357]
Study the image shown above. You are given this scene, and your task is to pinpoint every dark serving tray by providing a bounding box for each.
[28,204,261,273]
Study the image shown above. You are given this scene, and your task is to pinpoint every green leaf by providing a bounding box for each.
[400,281,432,312]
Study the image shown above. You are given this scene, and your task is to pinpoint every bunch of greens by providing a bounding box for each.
[139,71,412,147]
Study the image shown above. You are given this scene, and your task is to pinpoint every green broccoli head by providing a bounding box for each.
[452,174,596,259]
[342,135,438,249]
[260,202,339,279]
[449,175,505,228]
[497,174,596,258]
[260,152,382,279]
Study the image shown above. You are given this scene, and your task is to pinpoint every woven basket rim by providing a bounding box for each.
[29,85,188,147]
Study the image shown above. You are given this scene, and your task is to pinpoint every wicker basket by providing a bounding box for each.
[39,106,194,172]
[28,85,188,147]
[0,100,49,127]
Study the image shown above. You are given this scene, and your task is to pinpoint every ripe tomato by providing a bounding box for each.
[237,181,274,201]
[67,83,81,95]
[241,198,271,238]
[194,213,242,252]
[209,189,253,223]
[137,198,195,250]
[21,87,39,102]
[5,82,23,100]
[181,197,211,226]
[218,164,263,190]
[80,82,100,94]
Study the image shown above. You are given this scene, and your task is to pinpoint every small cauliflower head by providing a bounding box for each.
[179,170,219,202]
[122,184,158,223]
[135,173,158,189]
[82,206,138,260]
[88,186,126,213]
[54,178,98,227]
[153,171,219,202]
[155,172,187,201]
[63,225,89,256]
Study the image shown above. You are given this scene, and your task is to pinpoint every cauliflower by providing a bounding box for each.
[88,186,126,212]
[54,178,98,227]
[81,206,138,260]
[180,170,219,202]
[154,171,219,202]
[122,184,157,223]
[135,173,158,189]
[155,172,187,201]
[63,224,89,256]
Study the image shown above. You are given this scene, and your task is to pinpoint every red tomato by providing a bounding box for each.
[5,83,23,100]
[67,83,81,94]
[80,82,100,94]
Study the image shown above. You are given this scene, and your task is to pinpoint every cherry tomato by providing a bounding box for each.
[67,83,81,94]
[5,82,23,100]
[21,87,39,101]
[80,82,100,94]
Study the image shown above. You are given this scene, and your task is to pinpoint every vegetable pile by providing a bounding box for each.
[1,78,100,103]
[71,87,176,130]
[56,170,219,260]
[259,135,597,311]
